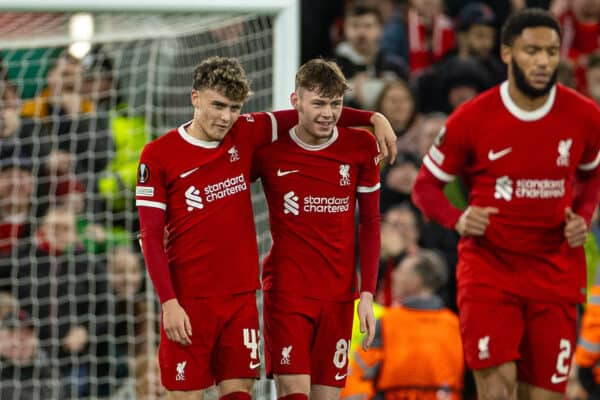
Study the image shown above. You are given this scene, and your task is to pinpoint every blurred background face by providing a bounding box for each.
[47,55,84,95]
[587,66,600,105]
[392,255,420,299]
[41,209,77,252]
[417,116,446,157]
[466,25,496,57]
[0,326,37,364]
[0,82,20,138]
[378,82,415,130]
[108,248,143,298]
[573,0,600,21]
[384,207,419,249]
[0,168,33,217]
[344,13,382,55]
[448,85,478,109]
[410,0,442,22]
[385,162,418,194]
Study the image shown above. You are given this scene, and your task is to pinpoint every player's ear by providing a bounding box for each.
[500,45,511,66]
[290,91,299,109]
[191,90,199,109]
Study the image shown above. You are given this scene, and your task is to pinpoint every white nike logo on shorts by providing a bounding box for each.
[334,372,347,381]
[180,167,200,178]
[277,169,299,177]
[550,373,567,384]
[249,361,260,370]
[488,147,512,161]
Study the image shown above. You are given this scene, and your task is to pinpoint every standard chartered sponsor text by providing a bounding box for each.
[204,173,247,202]
[303,195,350,213]
[515,179,564,199]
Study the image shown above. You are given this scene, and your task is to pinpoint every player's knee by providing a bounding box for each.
[275,374,310,397]
[219,391,252,400]
[218,378,255,397]
[478,380,515,400]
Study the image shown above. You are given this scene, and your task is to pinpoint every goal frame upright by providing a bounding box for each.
[0,0,300,110]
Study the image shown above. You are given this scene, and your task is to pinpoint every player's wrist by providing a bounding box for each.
[359,291,374,300]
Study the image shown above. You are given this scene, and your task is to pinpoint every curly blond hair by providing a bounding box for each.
[193,56,252,102]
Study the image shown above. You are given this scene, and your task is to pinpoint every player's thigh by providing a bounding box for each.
[310,300,354,387]
[213,292,261,384]
[275,374,311,397]
[311,384,342,400]
[458,285,524,372]
[159,297,217,391]
[473,362,517,400]
[263,291,319,378]
[167,390,204,400]
[517,382,564,400]
[517,301,577,393]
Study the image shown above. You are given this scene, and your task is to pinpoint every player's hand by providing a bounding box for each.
[455,206,498,237]
[162,298,192,346]
[565,208,587,248]
[370,112,397,165]
[357,292,376,351]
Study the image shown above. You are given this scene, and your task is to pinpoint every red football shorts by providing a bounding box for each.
[458,284,577,392]
[263,291,354,387]
[159,291,261,391]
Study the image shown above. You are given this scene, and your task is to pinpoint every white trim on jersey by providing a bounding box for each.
[266,112,278,142]
[357,182,381,193]
[423,154,455,182]
[289,126,339,151]
[136,200,167,210]
[178,121,220,148]
[500,81,556,122]
[578,149,600,171]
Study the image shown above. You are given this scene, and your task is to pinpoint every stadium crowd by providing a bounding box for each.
[1,0,600,399]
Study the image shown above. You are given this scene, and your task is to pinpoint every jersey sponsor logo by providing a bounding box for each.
[138,163,150,183]
[334,372,347,381]
[277,169,300,177]
[185,186,204,211]
[136,186,155,197]
[339,164,351,186]
[281,345,293,365]
[176,361,187,381]
[478,336,490,360]
[228,146,240,162]
[494,176,513,201]
[204,173,248,202]
[283,191,300,215]
[249,361,261,370]
[494,176,565,201]
[180,167,200,178]
[488,147,512,161]
[557,138,572,167]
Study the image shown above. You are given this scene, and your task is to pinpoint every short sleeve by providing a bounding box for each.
[422,109,470,182]
[357,132,381,193]
[579,104,600,172]
[135,143,167,211]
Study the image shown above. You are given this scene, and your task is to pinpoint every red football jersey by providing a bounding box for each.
[136,112,278,298]
[253,127,381,301]
[423,83,600,302]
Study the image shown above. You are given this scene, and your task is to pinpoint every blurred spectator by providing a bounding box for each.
[0,306,55,399]
[82,47,147,215]
[587,51,600,105]
[0,207,110,398]
[0,158,34,256]
[406,0,455,75]
[374,79,420,153]
[450,2,505,83]
[415,112,446,158]
[557,59,578,88]
[334,4,408,108]
[557,0,600,91]
[380,152,420,213]
[347,251,464,400]
[358,0,410,61]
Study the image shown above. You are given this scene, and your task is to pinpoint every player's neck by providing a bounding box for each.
[294,124,332,146]
[187,120,215,142]
[507,78,552,111]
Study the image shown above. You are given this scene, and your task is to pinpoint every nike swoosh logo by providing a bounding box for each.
[180,167,199,178]
[249,361,260,370]
[550,374,567,384]
[277,169,299,177]
[488,147,512,161]
[334,373,347,381]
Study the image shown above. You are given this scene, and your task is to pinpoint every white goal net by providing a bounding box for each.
[0,4,297,399]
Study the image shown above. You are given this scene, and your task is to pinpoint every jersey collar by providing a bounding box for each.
[178,120,220,148]
[289,126,339,151]
[500,81,556,122]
